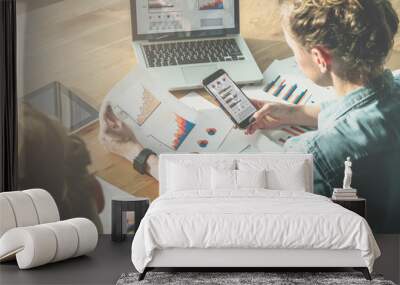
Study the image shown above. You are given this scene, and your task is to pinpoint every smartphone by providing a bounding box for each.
[203,69,257,129]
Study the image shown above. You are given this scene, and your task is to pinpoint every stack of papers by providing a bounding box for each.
[332,188,358,200]
[106,68,254,154]
[105,57,338,155]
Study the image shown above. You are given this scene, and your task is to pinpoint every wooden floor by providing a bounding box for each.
[16,0,400,201]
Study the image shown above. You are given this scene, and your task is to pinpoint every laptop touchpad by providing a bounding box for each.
[182,65,218,85]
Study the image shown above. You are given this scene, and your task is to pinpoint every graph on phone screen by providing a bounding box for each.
[207,73,256,124]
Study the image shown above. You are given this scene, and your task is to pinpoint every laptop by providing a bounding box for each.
[130,0,263,90]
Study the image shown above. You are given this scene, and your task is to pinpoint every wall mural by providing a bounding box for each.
[15,0,400,237]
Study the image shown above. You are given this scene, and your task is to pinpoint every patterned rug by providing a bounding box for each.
[116,271,396,285]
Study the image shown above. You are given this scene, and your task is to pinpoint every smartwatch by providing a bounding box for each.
[133,148,156,175]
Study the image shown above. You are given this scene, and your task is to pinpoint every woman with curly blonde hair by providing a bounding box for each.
[246,0,400,233]
[100,0,400,233]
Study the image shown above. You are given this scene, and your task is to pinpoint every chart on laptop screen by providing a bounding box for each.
[148,0,175,10]
[198,0,224,10]
[135,0,235,35]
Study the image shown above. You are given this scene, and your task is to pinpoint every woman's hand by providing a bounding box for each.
[98,101,159,180]
[99,102,143,161]
[245,99,293,135]
[245,99,321,134]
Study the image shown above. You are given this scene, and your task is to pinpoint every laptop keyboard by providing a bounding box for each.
[142,38,245,67]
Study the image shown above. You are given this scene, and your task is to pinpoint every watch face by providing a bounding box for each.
[133,157,146,175]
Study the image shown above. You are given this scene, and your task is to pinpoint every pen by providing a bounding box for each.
[264,75,281,92]
[282,84,297,101]
[273,81,286,97]
[293,89,307,104]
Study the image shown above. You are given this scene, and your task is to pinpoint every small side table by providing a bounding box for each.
[331,197,366,218]
[112,196,150,242]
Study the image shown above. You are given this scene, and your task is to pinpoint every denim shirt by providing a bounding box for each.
[284,70,400,233]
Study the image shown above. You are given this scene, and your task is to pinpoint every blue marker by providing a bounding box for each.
[293,89,308,104]
[282,84,297,101]
[264,75,281,92]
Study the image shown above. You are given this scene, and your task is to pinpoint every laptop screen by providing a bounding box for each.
[131,0,239,40]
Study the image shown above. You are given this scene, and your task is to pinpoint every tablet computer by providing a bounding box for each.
[22,81,98,134]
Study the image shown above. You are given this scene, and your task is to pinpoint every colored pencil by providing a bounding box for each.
[264,75,281,92]
[282,84,297,101]
[293,89,308,104]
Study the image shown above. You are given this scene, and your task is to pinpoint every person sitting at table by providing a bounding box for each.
[99,0,400,233]
[19,103,104,233]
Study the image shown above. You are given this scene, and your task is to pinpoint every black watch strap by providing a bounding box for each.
[133,148,156,175]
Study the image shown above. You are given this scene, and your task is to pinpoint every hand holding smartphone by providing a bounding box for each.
[202,69,257,129]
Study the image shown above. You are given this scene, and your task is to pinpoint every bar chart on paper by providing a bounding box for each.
[266,75,311,105]
[262,57,335,104]
[273,125,314,145]
[243,56,335,147]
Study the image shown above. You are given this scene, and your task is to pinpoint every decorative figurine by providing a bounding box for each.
[343,157,353,189]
